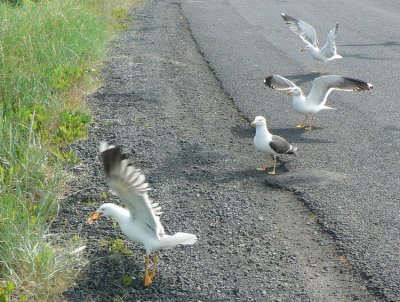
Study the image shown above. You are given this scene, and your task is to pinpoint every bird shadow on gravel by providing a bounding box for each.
[264,169,348,189]
[64,250,200,301]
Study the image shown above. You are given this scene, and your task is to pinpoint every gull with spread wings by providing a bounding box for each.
[281,13,342,73]
[88,142,197,287]
[264,75,373,130]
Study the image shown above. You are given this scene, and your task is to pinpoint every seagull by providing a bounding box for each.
[251,116,298,175]
[88,142,197,287]
[281,13,342,73]
[264,74,373,130]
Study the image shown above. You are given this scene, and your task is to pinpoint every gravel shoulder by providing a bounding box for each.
[56,1,378,301]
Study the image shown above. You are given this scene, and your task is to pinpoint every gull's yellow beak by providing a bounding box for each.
[287,91,293,96]
[88,211,103,224]
[251,121,256,127]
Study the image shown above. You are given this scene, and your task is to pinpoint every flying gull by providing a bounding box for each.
[264,74,373,130]
[281,13,342,73]
[88,142,197,287]
[251,116,298,175]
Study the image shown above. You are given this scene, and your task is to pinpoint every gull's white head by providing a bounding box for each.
[288,87,302,97]
[88,203,119,224]
[251,116,267,127]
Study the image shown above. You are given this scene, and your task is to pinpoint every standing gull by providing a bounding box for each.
[251,116,298,175]
[264,74,373,130]
[281,13,342,73]
[88,142,197,287]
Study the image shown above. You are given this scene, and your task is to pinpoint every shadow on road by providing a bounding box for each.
[384,125,400,133]
[264,169,348,189]
[340,41,400,47]
[269,127,337,144]
[285,72,321,86]
[344,53,390,61]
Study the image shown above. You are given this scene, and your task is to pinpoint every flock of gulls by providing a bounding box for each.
[87,13,373,287]
[256,13,373,174]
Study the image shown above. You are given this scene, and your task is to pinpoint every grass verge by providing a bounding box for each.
[0,0,139,300]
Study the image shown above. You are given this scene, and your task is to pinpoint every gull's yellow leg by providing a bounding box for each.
[296,114,308,128]
[144,255,152,287]
[257,156,271,171]
[305,116,314,131]
[148,253,159,281]
[268,159,277,175]
[322,63,327,74]
[314,61,319,73]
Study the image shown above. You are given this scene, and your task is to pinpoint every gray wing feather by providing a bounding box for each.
[281,13,318,47]
[264,74,299,91]
[308,75,373,106]
[321,23,339,58]
[270,135,292,154]
[101,143,165,237]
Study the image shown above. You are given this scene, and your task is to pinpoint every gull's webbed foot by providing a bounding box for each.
[144,255,153,287]
[256,158,270,171]
[144,275,153,287]
[297,115,309,129]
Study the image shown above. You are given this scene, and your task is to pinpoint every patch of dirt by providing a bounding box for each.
[55,1,377,301]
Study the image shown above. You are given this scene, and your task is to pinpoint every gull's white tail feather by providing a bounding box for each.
[321,105,336,110]
[159,232,197,249]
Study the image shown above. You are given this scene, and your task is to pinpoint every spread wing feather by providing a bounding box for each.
[100,142,165,237]
[321,23,339,58]
[281,13,318,47]
[264,74,299,91]
[308,75,373,106]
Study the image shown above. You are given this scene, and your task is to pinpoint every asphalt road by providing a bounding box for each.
[181,0,400,300]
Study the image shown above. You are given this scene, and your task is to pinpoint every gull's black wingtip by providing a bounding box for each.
[281,13,289,21]
[264,75,273,87]
[100,142,128,176]
[342,77,374,91]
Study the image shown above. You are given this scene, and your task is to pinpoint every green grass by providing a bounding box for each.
[0,0,138,300]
